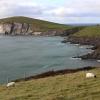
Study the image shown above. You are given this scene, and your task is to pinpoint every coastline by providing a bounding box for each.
[13,66,96,82]
[63,36,100,60]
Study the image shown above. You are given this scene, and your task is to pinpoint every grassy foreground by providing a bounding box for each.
[0,68,100,100]
[73,26,100,38]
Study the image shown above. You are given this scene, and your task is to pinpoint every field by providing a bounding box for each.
[0,67,100,100]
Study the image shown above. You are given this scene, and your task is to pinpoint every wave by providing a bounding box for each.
[69,57,82,60]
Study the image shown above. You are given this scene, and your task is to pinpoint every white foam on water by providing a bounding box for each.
[69,57,82,60]
[79,46,85,48]
[74,44,80,46]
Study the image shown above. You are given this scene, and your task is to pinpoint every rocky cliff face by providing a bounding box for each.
[0,23,34,35]
[0,22,66,36]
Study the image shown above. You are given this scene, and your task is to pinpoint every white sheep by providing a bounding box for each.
[6,82,15,87]
[86,73,96,78]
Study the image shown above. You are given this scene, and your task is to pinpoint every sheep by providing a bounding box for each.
[6,82,15,87]
[97,60,100,62]
[86,73,96,78]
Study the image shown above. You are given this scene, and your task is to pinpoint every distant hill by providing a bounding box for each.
[0,16,74,36]
[0,16,71,31]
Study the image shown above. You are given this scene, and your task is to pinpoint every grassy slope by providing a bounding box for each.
[73,26,100,38]
[0,68,100,100]
[0,16,71,31]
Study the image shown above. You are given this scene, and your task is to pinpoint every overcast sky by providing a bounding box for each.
[0,0,100,24]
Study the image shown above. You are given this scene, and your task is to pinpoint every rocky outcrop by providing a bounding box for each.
[66,36,100,60]
[80,47,100,59]
[67,36,100,45]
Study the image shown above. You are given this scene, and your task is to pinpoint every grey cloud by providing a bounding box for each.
[0,0,100,23]
[12,5,43,16]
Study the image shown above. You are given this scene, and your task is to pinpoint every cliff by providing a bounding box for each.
[0,16,71,36]
[0,23,34,35]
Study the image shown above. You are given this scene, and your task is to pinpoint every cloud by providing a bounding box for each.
[0,0,100,23]
[47,7,74,17]
[0,0,43,18]
[12,5,43,17]
[46,0,100,17]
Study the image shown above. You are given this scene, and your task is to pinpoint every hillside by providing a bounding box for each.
[67,25,100,59]
[0,16,74,36]
[0,16,71,31]
[0,68,100,100]
[63,25,100,45]
[72,26,100,38]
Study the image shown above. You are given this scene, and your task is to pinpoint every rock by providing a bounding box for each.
[80,47,100,60]
[67,36,100,45]
[65,36,100,60]
[61,40,67,43]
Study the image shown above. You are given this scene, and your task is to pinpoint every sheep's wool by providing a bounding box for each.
[7,82,15,87]
[86,73,95,78]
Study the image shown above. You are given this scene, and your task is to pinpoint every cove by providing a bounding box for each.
[0,36,99,84]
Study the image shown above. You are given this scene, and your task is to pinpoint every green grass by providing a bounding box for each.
[0,16,71,31]
[0,68,100,100]
[73,26,100,38]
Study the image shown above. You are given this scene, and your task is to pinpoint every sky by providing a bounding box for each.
[0,0,100,24]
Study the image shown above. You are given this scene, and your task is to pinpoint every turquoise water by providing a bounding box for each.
[0,36,99,84]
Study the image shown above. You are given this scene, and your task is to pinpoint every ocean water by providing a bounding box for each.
[0,36,99,84]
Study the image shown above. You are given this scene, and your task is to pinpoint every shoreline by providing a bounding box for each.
[13,66,96,82]
[63,36,100,60]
